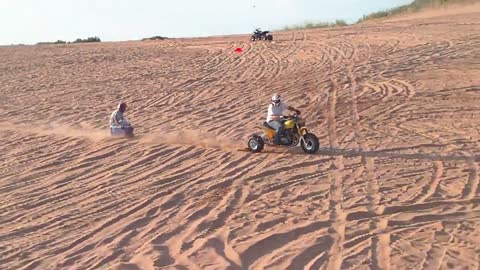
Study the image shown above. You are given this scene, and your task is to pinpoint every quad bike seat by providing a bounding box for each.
[263,122,275,130]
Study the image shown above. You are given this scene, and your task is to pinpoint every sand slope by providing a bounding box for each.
[1,5,480,270]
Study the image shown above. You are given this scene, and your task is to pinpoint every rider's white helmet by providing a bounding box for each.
[272,94,281,106]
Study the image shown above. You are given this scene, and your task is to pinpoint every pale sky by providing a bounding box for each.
[0,0,413,45]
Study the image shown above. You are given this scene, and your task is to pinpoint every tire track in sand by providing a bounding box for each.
[325,79,347,270]
[462,156,480,200]
[406,160,444,204]
[346,66,390,270]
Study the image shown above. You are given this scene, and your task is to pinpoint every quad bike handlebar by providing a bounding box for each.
[281,112,302,119]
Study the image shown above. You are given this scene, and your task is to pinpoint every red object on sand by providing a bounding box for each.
[234,47,244,53]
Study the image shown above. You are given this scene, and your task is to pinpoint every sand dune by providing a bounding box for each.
[1,4,480,270]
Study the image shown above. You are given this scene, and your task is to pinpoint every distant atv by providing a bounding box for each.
[251,28,273,41]
[247,113,320,154]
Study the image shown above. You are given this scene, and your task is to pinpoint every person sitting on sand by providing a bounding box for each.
[110,102,134,137]
[110,102,131,128]
[267,94,301,145]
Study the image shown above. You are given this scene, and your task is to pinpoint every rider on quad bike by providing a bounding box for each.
[251,28,273,41]
[110,102,134,137]
[267,94,301,145]
[247,94,320,154]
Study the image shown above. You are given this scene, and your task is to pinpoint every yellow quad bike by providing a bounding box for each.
[247,114,320,154]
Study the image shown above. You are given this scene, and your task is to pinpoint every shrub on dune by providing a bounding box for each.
[73,37,101,43]
[358,0,479,22]
[142,36,168,41]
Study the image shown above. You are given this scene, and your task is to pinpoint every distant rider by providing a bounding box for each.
[267,94,301,145]
[110,102,131,129]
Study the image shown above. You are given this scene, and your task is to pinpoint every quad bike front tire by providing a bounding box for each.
[267,35,273,41]
[301,133,320,154]
[248,135,264,153]
[250,35,256,41]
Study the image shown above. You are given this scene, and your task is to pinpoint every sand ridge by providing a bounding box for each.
[1,4,480,270]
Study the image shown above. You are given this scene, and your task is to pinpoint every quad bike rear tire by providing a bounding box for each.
[267,35,273,41]
[248,135,264,153]
[301,133,320,154]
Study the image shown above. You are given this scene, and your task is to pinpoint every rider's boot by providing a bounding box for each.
[273,132,282,146]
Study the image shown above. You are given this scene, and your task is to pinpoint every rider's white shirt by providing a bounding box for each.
[267,102,288,122]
